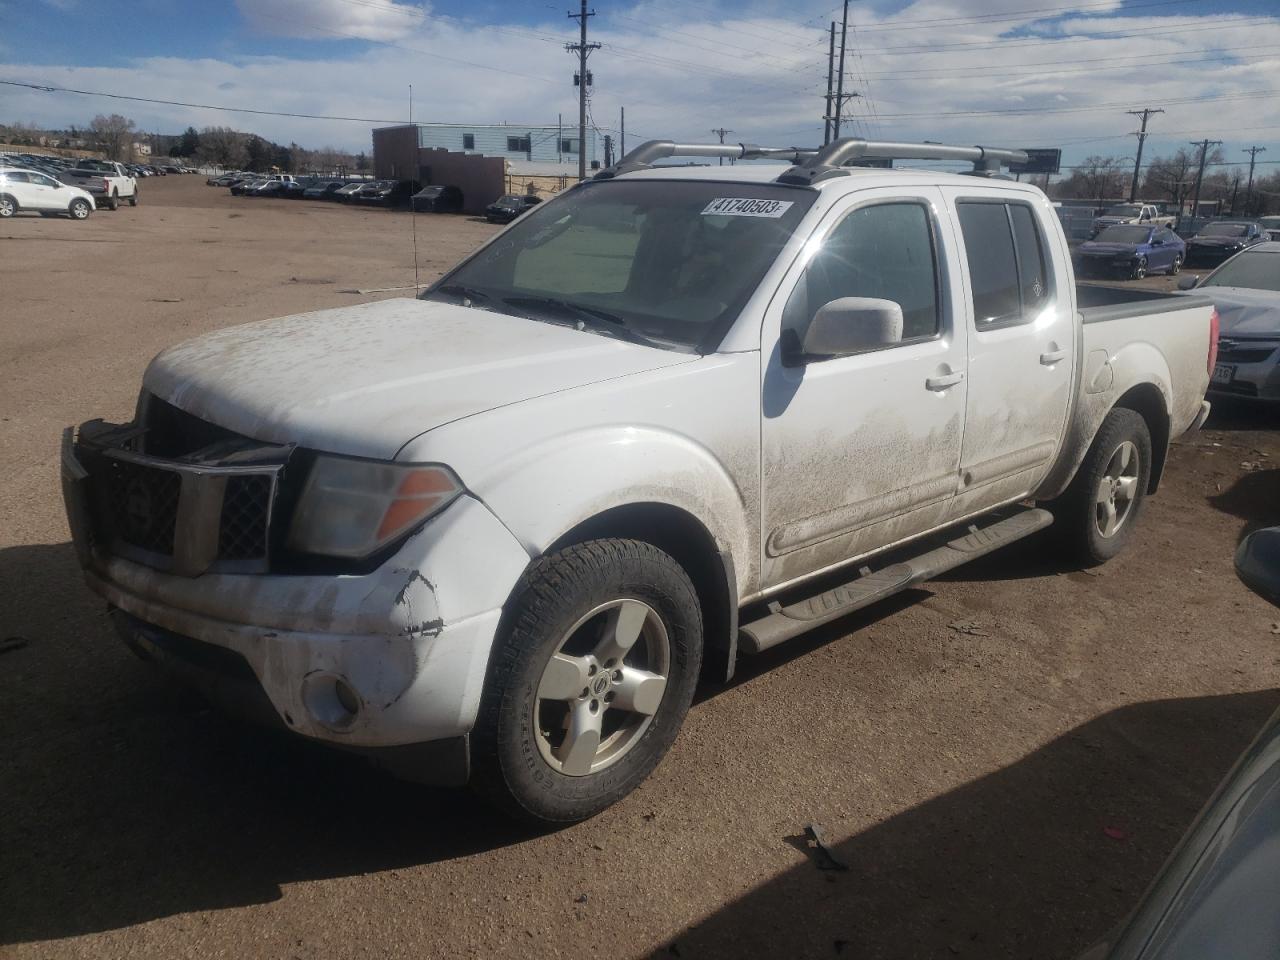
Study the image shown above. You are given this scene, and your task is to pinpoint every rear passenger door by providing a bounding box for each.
[940,189,1075,520]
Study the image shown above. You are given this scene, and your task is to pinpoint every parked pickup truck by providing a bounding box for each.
[59,159,138,210]
[61,137,1215,823]
[1091,203,1175,235]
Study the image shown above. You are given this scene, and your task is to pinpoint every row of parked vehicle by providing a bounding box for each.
[208,172,546,222]
[1077,215,1280,280]
[0,154,149,220]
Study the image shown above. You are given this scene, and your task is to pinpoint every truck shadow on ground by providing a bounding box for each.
[1207,467,1280,540]
[650,689,1280,960]
[2,540,1276,952]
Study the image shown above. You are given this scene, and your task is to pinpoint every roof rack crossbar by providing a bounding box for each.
[594,139,821,179]
[777,137,1029,185]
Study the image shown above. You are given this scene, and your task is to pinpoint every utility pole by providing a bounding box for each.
[1125,107,1163,203]
[1189,138,1222,221]
[566,0,600,181]
[833,0,850,138]
[603,134,613,168]
[1244,145,1266,207]
[557,113,563,163]
[620,106,625,157]
[824,21,835,145]
[711,127,734,166]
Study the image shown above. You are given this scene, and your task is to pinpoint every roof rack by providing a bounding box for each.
[594,140,820,179]
[778,138,1029,185]
[592,136,1030,186]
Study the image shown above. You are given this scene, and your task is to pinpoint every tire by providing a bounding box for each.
[68,198,91,220]
[1045,407,1152,566]
[471,539,703,823]
[128,190,138,207]
[106,192,119,211]
[1169,255,1182,275]
[1130,256,1147,280]
[0,194,15,218]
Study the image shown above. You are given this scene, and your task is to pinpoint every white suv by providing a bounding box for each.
[0,168,96,220]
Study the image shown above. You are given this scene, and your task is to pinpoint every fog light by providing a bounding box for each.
[301,672,363,731]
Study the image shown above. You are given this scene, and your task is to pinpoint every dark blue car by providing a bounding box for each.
[1077,224,1186,280]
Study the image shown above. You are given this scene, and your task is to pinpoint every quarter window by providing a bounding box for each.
[782,201,941,350]
[462,133,475,150]
[957,200,1053,327]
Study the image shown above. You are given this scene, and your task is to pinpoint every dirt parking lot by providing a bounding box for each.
[2,176,1278,959]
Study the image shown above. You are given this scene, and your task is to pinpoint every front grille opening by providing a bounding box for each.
[102,458,182,555]
[219,475,273,560]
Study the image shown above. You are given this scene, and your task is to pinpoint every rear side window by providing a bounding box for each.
[957,200,1053,327]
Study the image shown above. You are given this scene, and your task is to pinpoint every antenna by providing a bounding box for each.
[409,84,420,293]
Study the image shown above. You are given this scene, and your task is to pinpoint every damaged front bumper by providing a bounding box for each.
[62,425,531,778]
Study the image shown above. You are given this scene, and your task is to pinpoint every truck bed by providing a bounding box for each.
[1076,283,1214,324]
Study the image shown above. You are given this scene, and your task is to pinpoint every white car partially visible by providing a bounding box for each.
[0,168,96,220]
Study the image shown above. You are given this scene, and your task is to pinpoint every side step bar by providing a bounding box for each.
[739,508,1053,654]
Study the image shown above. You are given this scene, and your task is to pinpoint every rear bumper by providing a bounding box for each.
[1208,357,1280,402]
[62,428,532,755]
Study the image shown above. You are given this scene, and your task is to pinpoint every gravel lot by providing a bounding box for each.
[2,176,1278,960]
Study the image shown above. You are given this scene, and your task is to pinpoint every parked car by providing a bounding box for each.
[303,180,347,200]
[1091,203,1175,236]
[333,181,368,202]
[230,178,267,196]
[485,193,542,223]
[1185,221,1267,266]
[60,137,1215,823]
[410,183,464,212]
[1179,240,1280,402]
[0,168,96,220]
[248,180,288,197]
[364,179,420,207]
[58,160,138,210]
[1257,215,1280,242]
[1077,224,1186,280]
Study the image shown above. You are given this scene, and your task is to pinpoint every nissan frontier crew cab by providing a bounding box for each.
[62,137,1216,823]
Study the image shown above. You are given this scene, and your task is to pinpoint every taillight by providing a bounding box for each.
[1207,308,1219,375]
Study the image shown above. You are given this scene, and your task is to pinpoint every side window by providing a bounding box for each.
[462,133,475,150]
[6,171,30,184]
[957,200,1052,327]
[782,201,940,348]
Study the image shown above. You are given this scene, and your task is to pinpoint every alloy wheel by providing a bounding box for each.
[1095,440,1140,538]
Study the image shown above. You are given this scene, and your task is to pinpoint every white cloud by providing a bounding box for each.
[234,0,426,42]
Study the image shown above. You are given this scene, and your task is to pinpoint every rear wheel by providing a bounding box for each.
[1045,407,1152,566]
[0,195,15,218]
[68,198,91,220]
[106,192,119,211]
[471,539,703,823]
[1169,254,1182,275]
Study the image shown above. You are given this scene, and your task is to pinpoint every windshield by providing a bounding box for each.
[1105,205,1142,217]
[1201,251,1280,292]
[1201,223,1247,237]
[495,195,522,204]
[1094,226,1152,244]
[422,179,816,351]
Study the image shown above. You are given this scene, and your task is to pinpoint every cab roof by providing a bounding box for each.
[612,163,1044,194]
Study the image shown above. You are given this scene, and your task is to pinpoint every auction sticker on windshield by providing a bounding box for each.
[702,197,795,218]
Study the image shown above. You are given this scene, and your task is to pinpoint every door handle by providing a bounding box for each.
[925,370,965,391]
[1040,349,1067,365]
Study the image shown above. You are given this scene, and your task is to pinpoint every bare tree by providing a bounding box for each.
[1142,146,1224,213]
[88,114,136,161]
[196,126,248,168]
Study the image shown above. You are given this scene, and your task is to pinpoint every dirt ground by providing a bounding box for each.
[1,177,1278,960]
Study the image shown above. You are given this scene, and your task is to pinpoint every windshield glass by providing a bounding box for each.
[1094,226,1151,244]
[496,195,522,204]
[1201,251,1280,292]
[1201,223,1247,237]
[1105,205,1142,217]
[422,179,816,351]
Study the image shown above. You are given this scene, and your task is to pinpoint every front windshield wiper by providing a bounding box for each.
[501,295,668,348]
[429,282,492,307]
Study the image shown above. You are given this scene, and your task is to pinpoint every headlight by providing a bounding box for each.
[288,456,463,558]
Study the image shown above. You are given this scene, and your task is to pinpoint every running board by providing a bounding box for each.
[739,508,1054,654]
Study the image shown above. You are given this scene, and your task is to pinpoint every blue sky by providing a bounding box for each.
[2,0,1279,175]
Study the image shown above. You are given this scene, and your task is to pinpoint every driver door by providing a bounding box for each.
[759,188,968,589]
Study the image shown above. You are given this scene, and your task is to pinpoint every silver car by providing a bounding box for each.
[1180,241,1280,402]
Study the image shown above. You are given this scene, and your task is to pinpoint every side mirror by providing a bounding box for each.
[800,297,904,360]
[1177,274,1200,290]
[1235,527,1280,607]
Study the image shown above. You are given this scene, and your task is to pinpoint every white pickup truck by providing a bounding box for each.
[1091,202,1175,235]
[62,138,1216,822]
[58,159,138,210]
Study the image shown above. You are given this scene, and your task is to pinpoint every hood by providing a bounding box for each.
[1191,236,1245,247]
[144,298,694,460]
[1094,216,1135,225]
[1198,287,1280,338]
[1081,242,1139,255]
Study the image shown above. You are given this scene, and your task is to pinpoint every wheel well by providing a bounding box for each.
[548,503,738,684]
[1114,383,1170,493]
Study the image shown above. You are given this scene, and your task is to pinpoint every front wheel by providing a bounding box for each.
[471,539,703,823]
[128,191,138,207]
[68,198,91,220]
[1130,256,1147,280]
[1044,407,1152,566]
